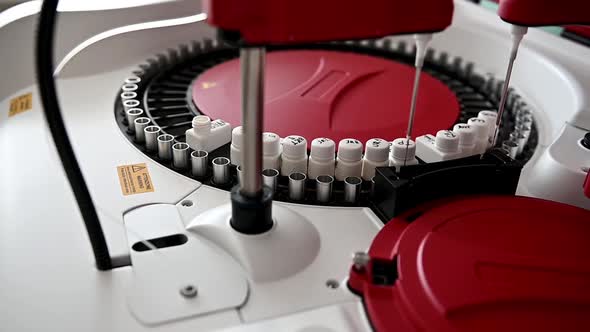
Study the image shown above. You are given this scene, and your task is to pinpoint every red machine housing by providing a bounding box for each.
[349,195,590,332]
[203,0,454,44]
[498,0,590,26]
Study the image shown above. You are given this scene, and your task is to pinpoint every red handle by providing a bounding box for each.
[498,0,590,27]
[204,0,454,45]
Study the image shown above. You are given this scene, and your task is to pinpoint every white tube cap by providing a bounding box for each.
[391,138,416,160]
[282,135,307,159]
[364,138,389,162]
[310,138,335,161]
[453,123,477,146]
[478,110,497,133]
[337,138,363,161]
[262,132,281,156]
[231,126,243,149]
[435,130,459,152]
[193,115,211,128]
[467,117,489,139]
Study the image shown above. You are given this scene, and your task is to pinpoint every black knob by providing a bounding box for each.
[582,132,590,150]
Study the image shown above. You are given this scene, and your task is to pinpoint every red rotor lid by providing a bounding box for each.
[192,50,460,146]
[349,196,590,332]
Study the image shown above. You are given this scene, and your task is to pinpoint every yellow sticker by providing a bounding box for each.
[117,163,155,196]
[201,81,217,89]
[8,92,33,117]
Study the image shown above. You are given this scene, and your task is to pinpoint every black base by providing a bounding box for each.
[230,186,274,234]
[371,149,523,222]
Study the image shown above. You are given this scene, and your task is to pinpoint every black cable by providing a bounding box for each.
[35,0,112,270]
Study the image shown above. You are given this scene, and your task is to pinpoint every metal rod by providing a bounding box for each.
[134,117,150,143]
[157,134,174,161]
[262,168,279,193]
[212,157,231,185]
[191,150,208,177]
[122,83,138,92]
[123,99,140,112]
[172,142,189,169]
[405,67,422,142]
[316,175,334,203]
[502,140,519,159]
[144,126,161,152]
[126,108,143,133]
[344,176,362,203]
[404,66,423,165]
[120,91,137,100]
[491,51,516,148]
[239,47,265,197]
[125,76,141,84]
[289,172,306,201]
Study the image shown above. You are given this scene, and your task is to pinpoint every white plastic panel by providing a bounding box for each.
[1,1,590,331]
[218,301,372,332]
[525,124,590,210]
[0,0,202,100]
[181,185,383,322]
[125,204,248,326]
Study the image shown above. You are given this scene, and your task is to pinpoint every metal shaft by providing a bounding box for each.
[404,66,423,165]
[316,175,334,203]
[262,168,279,193]
[344,176,362,203]
[212,157,231,185]
[240,47,265,197]
[491,50,517,148]
[289,172,306,201]
[191,150,208,177]
[144,125,161,152]
[172,142,189,169]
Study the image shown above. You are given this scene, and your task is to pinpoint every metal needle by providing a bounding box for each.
[491,25,528,148]
[404,34,432,165]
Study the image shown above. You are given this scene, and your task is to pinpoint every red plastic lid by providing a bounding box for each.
[498,0,590,26]
[204,0,453,44]
[192,50,460,146]
[349,196,590,332]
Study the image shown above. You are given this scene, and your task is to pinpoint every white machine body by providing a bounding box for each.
[1,1,589,331]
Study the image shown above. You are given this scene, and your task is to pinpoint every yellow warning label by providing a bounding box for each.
[201,81,217,89]
[117,163,155,196]
[8,92,33,117]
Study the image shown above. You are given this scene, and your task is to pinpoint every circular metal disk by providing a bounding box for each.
[192,50,460,145]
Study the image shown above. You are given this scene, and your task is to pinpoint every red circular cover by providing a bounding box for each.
[349,196,590,332]
[192,50,459,146]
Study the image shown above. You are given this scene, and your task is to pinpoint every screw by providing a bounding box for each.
[352,251,370,271]
[180,285,198,298]
[326,279,339,289]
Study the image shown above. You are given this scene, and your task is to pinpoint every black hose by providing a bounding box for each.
[35,0,112,270]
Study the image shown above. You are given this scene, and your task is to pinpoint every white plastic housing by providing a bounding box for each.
[308,138,336,179]
[230,126,243,166]
[335,139,363,181]
[361,138,390,180]
[523,124,590,210]
[453,123,477,157]
[468,117,490,154]
[478,110,498,145]
[186,117,231,153]
[416,132,462,162]
[262,132,281,170]
[389,138,419,171]
[280,135,308,176]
